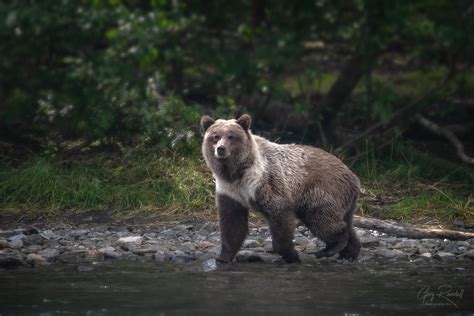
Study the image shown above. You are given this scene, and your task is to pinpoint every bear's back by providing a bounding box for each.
[254,136,360,207]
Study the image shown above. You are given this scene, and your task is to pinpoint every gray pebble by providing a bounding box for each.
[375,249,405,259]
[0,239,9,249]
[117,236,143,245]
[152,250,168,262]
[8,239,23,249]
[442,241,461,254]
[359,236,379,247]
[23,234,47,246]
[0,251,24,268]
[26,253,48,266]
[99,246,121,259]
[70,229,90,238]
[294,236,313,249]
[243,239,262,248]
[464,249,474,260]
[172,255,197,264]
[38,248,60,262]
[40,230,59,240]
[201,258,218,272]
[131,247,158,255]
[258,226,269,235]
[236,250,263,263]
[434,252,456,260]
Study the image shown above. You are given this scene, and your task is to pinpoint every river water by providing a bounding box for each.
[1,260,473,315]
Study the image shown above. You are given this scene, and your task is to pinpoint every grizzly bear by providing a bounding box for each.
[200,114,361,263]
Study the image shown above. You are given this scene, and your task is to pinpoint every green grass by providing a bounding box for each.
[386,190,472,223]
[352,143,474,225]
[0,152,214,219]
[1,142,472,226]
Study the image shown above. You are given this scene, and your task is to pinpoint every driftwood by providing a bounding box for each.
[353,215,474,240]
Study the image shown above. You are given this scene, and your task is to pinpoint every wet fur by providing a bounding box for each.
[201,114,361,263]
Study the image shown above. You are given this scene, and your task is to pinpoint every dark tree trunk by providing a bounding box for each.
[252,0,266,28]
[319,54,366,145]
[171,60,183,94]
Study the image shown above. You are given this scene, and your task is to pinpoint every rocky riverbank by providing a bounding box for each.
[1,221,474,269]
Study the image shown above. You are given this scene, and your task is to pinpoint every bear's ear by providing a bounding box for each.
[200,115,215,132]
[236,114,251,131]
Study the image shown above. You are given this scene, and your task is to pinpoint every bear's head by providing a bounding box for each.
[200,114,253,178]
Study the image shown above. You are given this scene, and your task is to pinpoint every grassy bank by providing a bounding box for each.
[1,145,473,226]
[351,144,474,226]
[0,151,214,220]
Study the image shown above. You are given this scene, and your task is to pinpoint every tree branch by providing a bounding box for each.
[416,114,474,165]
[334,69,455,153]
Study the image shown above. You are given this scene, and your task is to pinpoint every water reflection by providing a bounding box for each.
[0,261,473,315]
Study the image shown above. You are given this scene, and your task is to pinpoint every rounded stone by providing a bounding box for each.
[236,250,263,263]
[117,236,143,246]
[38,248,60,262]
[375,249,405,259]
[434,252,456,260]
[8,239,23,249]
[99,247,121,259]
[0,239,10,249]
[26,253,49,266]
[463,249,474,260]
[0,251,24,268]
[172,255,197,264]
[243,239,262,248]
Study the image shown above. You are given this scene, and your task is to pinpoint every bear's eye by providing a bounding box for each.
[212,135,220,143]
[228,135,234,140]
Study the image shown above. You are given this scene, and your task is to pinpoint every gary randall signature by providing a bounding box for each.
[417,285,465,308]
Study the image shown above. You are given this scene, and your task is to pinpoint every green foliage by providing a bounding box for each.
[1,0,473,144]
[0,0,202,143]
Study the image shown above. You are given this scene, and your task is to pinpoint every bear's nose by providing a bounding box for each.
[217,145,226,156]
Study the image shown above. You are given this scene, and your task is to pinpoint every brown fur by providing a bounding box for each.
[201,114,361,263]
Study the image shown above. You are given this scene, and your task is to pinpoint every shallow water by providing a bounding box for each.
[1,260,473,315]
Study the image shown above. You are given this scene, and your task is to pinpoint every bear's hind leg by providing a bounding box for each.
[337,227,360,260]
[217,194,249,263]
[297,207,348,259]
[337,200,360,260]
[314,226,348,258]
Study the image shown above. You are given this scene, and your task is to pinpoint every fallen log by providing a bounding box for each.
[353,215,474,240]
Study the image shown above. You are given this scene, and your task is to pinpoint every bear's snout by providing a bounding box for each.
[215,145,228,158]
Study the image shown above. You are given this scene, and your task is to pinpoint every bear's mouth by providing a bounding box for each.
[214,154,229,160]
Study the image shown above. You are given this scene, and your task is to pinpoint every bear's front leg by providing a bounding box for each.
[216,194,249,263]
[267,212,301,263]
